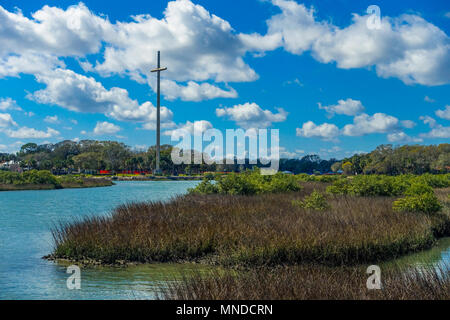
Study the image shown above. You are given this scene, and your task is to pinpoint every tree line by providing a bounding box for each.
[1,140,337,175]
[1,141,448,175]
[333,144,449,175]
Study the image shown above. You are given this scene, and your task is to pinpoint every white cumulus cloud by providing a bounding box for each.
[28,68,174,130]
[158,80,237,102]
[342,113,399,136]
[420,126,450,139]
[0,97,21,111]
[246,0,450,86]
[0,113,17,128]
[296,121,339,141]
[4,127,59,139]
[387,131,422,143]
[319,98,365,117]
[164,120,213,137]
[0,1,257,102]
[93,121,121,135]
[216,102,288,129]
[44,115,60,124]
[401,120,416,129]
[435,105,450,120]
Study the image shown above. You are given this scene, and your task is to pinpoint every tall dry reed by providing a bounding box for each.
[51,183,450,266]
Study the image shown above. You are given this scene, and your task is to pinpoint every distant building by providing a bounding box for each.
[0,160,18,170]
[0,161,21,173]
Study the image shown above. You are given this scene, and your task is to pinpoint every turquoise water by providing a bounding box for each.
[0,181,199,300]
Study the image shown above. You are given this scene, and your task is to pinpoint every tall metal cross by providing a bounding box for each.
[151,51,167,174]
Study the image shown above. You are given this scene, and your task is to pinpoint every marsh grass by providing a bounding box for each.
[51,183,450,267]
[159,264,450,300]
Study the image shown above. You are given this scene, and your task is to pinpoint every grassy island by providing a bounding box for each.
[0,170,113,191]
[50,172,450,264]
[48,171,450,299]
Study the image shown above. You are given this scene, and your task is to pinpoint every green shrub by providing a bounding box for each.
[326,179,352,195]
[315,175,341,183]
[57,175,84,185]
[216,173,259,195]
[296,174,343,183]
[347,175,408,196]
[189,170,302,196]
[413,173,450,188]
[189,179,218,194]
[295,173,313,182]
[292,190,331,211]
[326,174,449,197]
[0,170,60,187]
[261,173,301,193]
[393,193,442,214]
[203,172,215,180]
[404,183,434,196]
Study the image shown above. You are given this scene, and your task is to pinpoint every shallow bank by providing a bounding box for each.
[114,176,203,182]
[0,183,56,191]
[60,178,114,189]
[0,178,113,191]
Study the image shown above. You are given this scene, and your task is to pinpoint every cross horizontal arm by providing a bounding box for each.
[151,67,168,73]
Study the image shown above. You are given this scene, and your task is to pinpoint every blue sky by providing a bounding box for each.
[0,0,449,159]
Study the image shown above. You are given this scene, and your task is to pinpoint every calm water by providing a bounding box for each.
[383,237,450,274]
[0,181,448,299]
[0,181,200,300]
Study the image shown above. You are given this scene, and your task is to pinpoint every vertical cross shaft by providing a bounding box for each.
[151,51,167,174]
[156,51,161,174]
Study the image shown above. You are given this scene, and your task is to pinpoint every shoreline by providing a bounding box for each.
[0,176,202,191]
[43,236,450,269]
[113,176,203,182]
[42,254,221,268]
[0,179,114,192]
[42,238,443,268]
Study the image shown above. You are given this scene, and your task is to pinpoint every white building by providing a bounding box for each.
[0,160,18,170]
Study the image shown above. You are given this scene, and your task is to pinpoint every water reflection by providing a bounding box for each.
[382,237,450,277]
[51,262,217,300]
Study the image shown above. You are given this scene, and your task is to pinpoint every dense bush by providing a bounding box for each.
[326,178,352,195]
[404,183,434,196]
[393,193,442,214]
[296,174,342,183]
[216,173,259,195]
[292,190,330,211]
[333,175,408,196]
[393,181,443,214]
[189,179,218,195]
[326,174,450,197]
[189,170,302,196]
[190,172,450,198]
[413,173,450,188]
[0,170,60,187]
[0,171,112,190]
[57,175,84,185]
